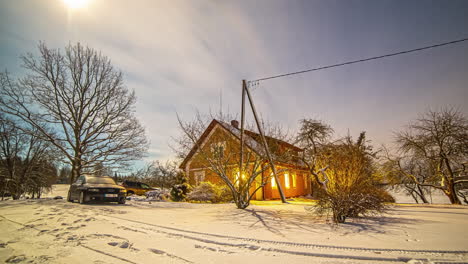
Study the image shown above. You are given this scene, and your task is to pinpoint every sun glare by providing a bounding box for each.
[63,0,90,9]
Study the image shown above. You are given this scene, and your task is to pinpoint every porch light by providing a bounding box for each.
[235,171,245,187]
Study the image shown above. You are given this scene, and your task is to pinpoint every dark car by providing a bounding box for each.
[121,180,155,196]
[67,175,126,204]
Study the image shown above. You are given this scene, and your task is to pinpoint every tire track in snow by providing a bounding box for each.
[112,220,466,263]
[80,245,138,264]
[148,248,193,263]
[108,215,468,256]
[119,223,410,263]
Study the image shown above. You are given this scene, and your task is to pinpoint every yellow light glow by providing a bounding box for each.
[234,170,246,187]
[284,173,290,189]
[271,176,276,188]
[63,0,90,9]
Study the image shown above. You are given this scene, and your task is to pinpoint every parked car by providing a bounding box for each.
[67,175,126,204]
[121,180,156,196]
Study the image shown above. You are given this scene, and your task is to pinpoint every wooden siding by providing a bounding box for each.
[184,122,312,200]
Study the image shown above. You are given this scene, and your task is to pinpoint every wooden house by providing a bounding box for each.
[179,119,312,200]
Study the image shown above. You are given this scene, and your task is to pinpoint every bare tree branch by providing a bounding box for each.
[0,43,149,183]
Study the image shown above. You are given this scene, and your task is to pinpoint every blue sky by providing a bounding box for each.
[1,0,467,165]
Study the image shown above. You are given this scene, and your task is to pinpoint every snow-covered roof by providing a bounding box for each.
[179,119,305,169]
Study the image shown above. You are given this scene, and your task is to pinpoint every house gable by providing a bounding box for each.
[179,119,313,199]
[180,120,261,171]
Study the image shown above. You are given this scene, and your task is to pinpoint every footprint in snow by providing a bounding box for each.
[107,241,138,251]
[5,255,27,263]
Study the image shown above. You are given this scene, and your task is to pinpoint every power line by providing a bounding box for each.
[250,37,468,84]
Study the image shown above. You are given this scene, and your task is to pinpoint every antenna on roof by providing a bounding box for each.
[219,86,223,118]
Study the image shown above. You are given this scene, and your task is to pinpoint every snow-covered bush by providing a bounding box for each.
[145,189,170,201]
[312,186,393,223]
[305,133,392,223]
[215,184,233,203]
[187,182,232,203]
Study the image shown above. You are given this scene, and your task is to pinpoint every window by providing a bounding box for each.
[271,174,276,188]
[304,174,308,188]
[284,173,290,189]
[211,141,226,159]
[126,181,137,187]
[140,183,150,189]
[194,171,205,185]
[292,173,297,188]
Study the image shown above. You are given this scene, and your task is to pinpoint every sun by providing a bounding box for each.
[63,0,90,9]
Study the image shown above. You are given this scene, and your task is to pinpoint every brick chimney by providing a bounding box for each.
[231,120,239,129]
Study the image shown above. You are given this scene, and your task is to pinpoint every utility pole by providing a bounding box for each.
[239,80,246,194]
[240,80,287,203]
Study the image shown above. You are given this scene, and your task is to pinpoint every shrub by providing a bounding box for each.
[187,182,233,203]
[170,183,190,201]
[146,188,170,201]
[215,184,233,203]
[170,171,191,201]
[311,187,392,223]
[308,134,391,223]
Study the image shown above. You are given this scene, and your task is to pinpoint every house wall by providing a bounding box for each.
[185,124,312,200]
[262,165,311,200]
[187,125,242,171]
[186,125,244,186]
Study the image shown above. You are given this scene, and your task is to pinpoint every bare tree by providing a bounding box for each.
[151,160,178,189]
[295,119,334,196]
[0,114,57,199]
[91,162,113,177]
[174,112,294,209]
[381,151,433,204]
[0,42,149,184]
[57,166,72,184]
[394,108,468,204]
[117,161,179,189]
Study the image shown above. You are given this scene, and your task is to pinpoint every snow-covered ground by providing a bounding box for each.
[0,184,467,264]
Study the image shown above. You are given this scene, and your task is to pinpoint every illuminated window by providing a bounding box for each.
[292,173,297,188]
[304,174,308,188]
[271,175,276,188]
[284,173,290,188]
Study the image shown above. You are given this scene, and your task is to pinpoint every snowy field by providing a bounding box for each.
[0,185,467,264]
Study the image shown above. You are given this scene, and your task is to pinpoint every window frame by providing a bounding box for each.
[211,141,226,159]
